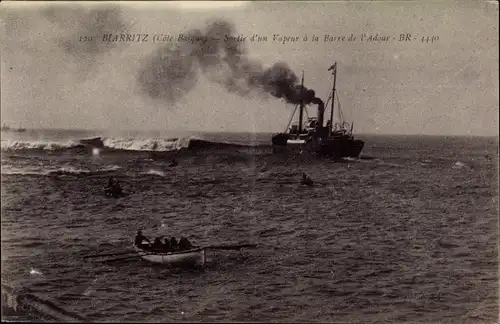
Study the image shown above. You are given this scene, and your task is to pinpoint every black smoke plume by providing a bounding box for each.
[137,20,323,107]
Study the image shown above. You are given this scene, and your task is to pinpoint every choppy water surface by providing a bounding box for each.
[1,130,498,323]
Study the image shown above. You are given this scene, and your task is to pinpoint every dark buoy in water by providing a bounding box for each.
[300,172,314,186]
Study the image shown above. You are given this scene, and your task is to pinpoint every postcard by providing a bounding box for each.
[1,1,498,322]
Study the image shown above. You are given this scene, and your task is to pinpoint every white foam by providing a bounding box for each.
[146,169,165,176]
[102,137,190,152]
[1,164,121,176]
[99,165,121,172]
[453,161,467,169]
[30,268,42,275]
[1,135,194,152]
[1,139,79,151]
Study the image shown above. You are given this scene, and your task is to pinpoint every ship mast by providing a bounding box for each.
[298,71,305,134]
[329,62,337,135]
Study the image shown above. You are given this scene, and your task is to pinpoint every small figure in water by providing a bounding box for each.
[107,177,116,188]
[113,179,123,193]
[169,158,178,167]
[300,172,314,186]
[105,177,123,197]
[135,230,150,248]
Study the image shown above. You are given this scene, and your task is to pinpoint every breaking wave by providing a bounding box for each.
[0,137,189,153]
[1,136,263,154]
[1,164,121,176]
[101,137,189,151]
[145,169,165,177]
[0,139,81,151]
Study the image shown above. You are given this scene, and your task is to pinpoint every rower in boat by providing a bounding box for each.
[178,237,193,250]
[133,237,206,267]
[169,158,178,167]
[179,237,187,249]
[134,230,151,248]
[170,237,179,250]
[163,238,171,251]
[151,237,164,251]
[300,172,314,186]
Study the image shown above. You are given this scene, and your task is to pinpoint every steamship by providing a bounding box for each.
[271,62,364,158]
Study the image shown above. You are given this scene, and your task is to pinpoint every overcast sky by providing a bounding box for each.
[1,1,498,136]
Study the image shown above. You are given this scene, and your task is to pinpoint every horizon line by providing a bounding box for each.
[2,127,498,138]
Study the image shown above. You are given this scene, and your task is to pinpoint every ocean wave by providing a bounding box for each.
[102,137,190,152]
[1,164,121,176]
[1,136,263,154]
[453,161,468,169]
[145,169,166,177]
[0,137,188,153]
[0,139,81,151]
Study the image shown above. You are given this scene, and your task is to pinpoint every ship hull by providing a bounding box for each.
[317,138,364,158]
[271,133,364,158]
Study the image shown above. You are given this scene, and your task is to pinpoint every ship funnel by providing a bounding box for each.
[311,97,325,128]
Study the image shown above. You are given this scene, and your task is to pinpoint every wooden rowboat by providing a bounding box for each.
[133,244,206,267]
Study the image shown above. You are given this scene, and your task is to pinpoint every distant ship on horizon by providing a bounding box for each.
[1,123,27,133]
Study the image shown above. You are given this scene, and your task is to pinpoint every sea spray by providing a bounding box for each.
[1,139,80,151]
[146,169,165,177]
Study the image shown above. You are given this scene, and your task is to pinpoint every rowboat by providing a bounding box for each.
[133,244,206,267]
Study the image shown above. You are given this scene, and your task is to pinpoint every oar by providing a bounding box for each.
[98,255,141,263]
[204,243,258,251]
[83,250,136,259]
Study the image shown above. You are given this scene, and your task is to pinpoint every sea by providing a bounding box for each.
[1,129,498,323]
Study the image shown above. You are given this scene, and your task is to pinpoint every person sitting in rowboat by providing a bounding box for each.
[151,237,164,251]
[170,237,178,250]
[135,230,150,248]
[178,237,186,250]
[163,238,171,251]
[178,237,193,250]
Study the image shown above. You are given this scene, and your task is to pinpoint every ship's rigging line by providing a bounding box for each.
[284,88,346,132]
[285,103,299,132]
[336,90,345,124]
[326,89,349,130]
[284,103,310,132]
[326,89,344,124]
